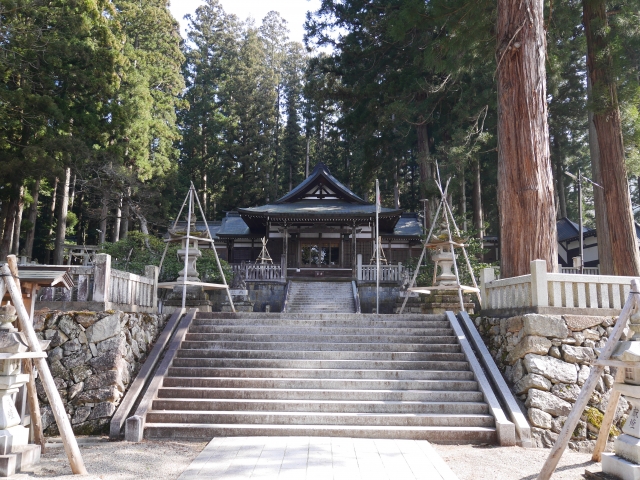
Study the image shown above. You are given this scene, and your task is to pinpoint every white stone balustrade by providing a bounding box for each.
[482,259,632,313]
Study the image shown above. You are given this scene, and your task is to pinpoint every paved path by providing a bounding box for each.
[177,436,459,480]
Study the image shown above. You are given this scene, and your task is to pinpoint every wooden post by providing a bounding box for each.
[537,279,639,480]
[591,367,626,461]
[145,265,159,312]
[352,224,357,277]
[92,253,111,305]
[283,226,288,279]
[530,259,549,307]
[6,257,45,451]
[1,262,87,475]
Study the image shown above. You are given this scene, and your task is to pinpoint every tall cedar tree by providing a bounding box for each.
[583,0,640,276]
[496,0,558,277]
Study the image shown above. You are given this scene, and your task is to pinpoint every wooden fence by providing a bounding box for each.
[356,255,411,283]
[38,254,158,313]
[481,259,630,313]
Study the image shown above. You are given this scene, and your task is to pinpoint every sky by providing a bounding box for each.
[168,0,322,44]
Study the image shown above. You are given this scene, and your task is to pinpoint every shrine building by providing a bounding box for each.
[212,162,423,278]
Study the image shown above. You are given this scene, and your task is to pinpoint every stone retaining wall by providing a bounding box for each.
[33,309,168,435]
[476,313,629,449]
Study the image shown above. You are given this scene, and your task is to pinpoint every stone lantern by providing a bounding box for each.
[0,304,30,454]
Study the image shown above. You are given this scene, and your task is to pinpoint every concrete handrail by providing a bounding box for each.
[445,311,516,446]
[351,281,361,314]
[124,308,198,442]
[109,308,185,440]
[282,280,291,313]
[457,311,532,447]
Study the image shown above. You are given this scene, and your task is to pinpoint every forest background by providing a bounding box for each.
[2,0,640,270]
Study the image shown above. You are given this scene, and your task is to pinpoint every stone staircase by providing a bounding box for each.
[142,312,498,443]
[285,281,356,314]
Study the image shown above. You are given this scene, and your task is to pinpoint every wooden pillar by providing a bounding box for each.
[283,225,288,276]
[351,223,357,276]
[340,233,345,268]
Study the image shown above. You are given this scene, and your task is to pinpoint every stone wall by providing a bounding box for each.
[358,285,403,314]
[33,309,168,435]
[476,313,629,449]
[210,283,286,312]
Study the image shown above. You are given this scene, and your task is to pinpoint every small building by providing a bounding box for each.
[214,162,423,278]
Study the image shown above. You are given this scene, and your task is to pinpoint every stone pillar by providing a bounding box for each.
[92,253,111,305]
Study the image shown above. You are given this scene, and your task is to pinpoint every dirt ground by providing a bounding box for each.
[435,444,597,480]
[15,437,601,480]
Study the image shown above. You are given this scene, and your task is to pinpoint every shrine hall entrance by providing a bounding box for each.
[300,241,341,268]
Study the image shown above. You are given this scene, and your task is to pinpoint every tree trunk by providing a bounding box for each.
[53,168,71,265]
[99,195,108,245]
[583,0,639,276]
[44,177,59,264]
[112,195,121,243]
[496,0,558,278]
[472,158,484,239]
[458,165,467,231]
[11,187,25,256]
[305,136,310,178]
[394,158,400,209]
[120,188,130,240]
[0,194,19,260]
[0,201,9,245]
[24,177,41,259]
[416,122,436,229]
[555,140,568,219]
[69,173,76,209]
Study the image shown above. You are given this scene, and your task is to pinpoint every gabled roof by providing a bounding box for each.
[557,217,594,243]
[275,162,367,205]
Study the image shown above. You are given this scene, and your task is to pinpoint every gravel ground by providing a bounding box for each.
[435,444,598,480]
[13,437,601,480]
[15,437,207,480]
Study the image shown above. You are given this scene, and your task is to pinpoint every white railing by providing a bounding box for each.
[358,264,409,282]
[482,259,630,311]
[108,269,156,308]
[39,254,158,313]
[560,267,600,275]
[232,261,285,282]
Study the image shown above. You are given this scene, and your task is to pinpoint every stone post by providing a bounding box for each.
[530,259,549,307]
[357,254,363,281]
[92,253,111,306]
[480,267,495,309]
[145,265,159,313]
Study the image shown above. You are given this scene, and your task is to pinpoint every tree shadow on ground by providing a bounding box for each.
[518,460,595,480]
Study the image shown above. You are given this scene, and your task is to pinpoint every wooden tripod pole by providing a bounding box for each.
[537,279,639,480]
[0,263,87,475]
[591,367,626,462]
[6,257,45,451]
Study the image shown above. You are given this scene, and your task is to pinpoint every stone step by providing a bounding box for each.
[175,348,466,361]
[145,410,495,428]
[191,319,450,328]
[189,322,452,332]
[195,313,445,321]
[179,340,459,351]
[190,318,451,333]
[156,386,486,402]
[171,357,469,371]
[151,398,490,415]
[167,366,475,381]
[143,423,497,443]
[182,332,455,343]
[162,376,480,391]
